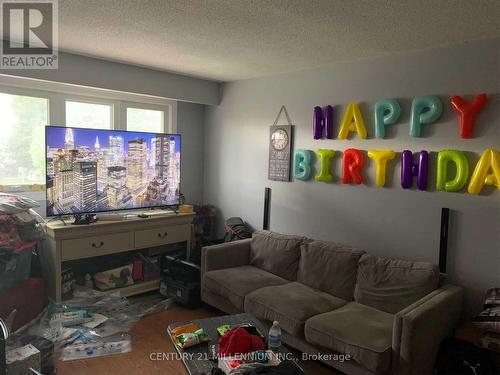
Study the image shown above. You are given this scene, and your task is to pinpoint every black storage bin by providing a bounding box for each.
[161,255,201,308]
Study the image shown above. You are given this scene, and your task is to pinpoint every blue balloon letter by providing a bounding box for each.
[294,149,313,180]
[409,96,443,137]
[374,99,401,138]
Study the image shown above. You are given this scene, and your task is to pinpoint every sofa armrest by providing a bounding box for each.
[392,284,463,375]
[201,239,251,275]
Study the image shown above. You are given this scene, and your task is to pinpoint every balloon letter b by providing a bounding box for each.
[294,149,313,181]
[338,103,368,140]
[368,149,396,187]
[342,149,364,185]
[450,94,488,139]
[468,148,500,195]
[409,96,443,137]
[436,150,469,192]
[374,99,401,139]
[315,149,335,182]
[401,150,429,190]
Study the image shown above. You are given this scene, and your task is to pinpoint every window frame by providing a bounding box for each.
[0,75,177,192]
[65,96,116,130]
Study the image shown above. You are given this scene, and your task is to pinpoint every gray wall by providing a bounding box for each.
[178,101,205,204]
[203,39,500,317]
[0,52,221,105]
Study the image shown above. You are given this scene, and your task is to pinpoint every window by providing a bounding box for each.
[66,100,112,129]
[0,77,176,191]
[0,93,48,186]
[126,107,163,133]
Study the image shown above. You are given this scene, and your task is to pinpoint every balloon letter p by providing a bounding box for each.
[409,96,442,137]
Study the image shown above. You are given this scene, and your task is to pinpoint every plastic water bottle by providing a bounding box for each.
[268,321,282,352]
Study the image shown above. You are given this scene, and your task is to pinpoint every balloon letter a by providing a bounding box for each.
[468,148,500,195]
[338,103,368,140]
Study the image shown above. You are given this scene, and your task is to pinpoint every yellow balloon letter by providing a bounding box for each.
[368,149,396,187]
[468,148,500,195]
[315,149,335,182]
[338,102,368,140]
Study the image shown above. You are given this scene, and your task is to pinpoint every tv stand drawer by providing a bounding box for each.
[134,224,190,248]
[61,232,133,261]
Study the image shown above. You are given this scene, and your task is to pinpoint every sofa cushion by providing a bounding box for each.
[204,265,288,311]
[244,282,347,337]
[250,230,305,280]
[298,240,365,300]
[305,302,394,373]
[354,254,440,314]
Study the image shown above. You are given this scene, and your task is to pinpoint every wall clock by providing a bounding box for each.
[268,106,294,182]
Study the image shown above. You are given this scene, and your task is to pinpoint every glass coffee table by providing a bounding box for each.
[167,312,303,375]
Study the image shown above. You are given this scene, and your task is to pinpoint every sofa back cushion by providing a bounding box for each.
[297,240,365,301]
[354,254,440,313]
[250,230,305,280]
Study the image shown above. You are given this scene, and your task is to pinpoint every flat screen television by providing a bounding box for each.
[45,126,181,217]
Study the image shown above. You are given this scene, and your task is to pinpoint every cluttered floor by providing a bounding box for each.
[56,301,217,375]
[8,291,337,375]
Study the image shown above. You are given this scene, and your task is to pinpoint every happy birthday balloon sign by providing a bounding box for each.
[300,94,498,195]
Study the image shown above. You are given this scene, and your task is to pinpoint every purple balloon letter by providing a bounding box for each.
[312,105,333,139]
[400,150,429,190]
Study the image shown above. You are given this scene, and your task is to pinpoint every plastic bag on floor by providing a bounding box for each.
[7,290,173,362]
[59,333,132,361]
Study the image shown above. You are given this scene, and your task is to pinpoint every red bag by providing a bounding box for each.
[218,327,266,356]
[0,214,20,246]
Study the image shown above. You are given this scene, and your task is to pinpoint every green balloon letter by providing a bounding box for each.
[294,149,313,180]
[315,149,335,182]
[436,150,469,192]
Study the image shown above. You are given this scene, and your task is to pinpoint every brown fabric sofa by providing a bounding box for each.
[201,231,463,375]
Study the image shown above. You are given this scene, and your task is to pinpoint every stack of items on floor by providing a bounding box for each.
[0,193,47,374]
[0,193,46,331]
[5,288,172,373]
[170,322,303,375]
[473,288,500,353]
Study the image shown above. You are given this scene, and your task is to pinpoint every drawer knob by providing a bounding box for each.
[92,241,104,248]
[157,232,168,238]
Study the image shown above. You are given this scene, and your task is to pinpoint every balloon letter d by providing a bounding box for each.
[436,150,469,192]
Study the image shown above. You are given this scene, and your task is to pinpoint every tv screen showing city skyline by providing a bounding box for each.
[45,126,181,216]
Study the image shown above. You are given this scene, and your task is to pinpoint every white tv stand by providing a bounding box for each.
[41,212,194,302]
